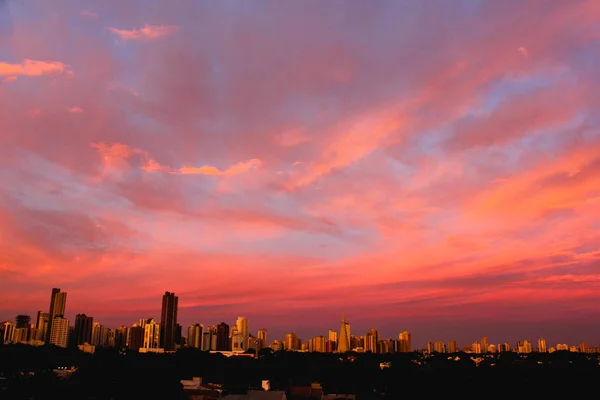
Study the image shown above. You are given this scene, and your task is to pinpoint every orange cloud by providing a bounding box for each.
[67,106,84,113]
[0,59,69,77]
[109,24,179,41]
[90,142,261,177]
[179,159,262,176]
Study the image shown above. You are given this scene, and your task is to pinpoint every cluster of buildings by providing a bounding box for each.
[424,337,600,355]
[1,288,597,356]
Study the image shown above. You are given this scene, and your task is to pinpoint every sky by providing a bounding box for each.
[1,0,600,348]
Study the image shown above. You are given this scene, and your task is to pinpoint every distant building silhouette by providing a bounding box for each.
[216,322,230,351]
[15,315,30,329]
[46,288,67,343]
[73,314,93,345]
[35,311,49,342]
[160,291,178,351]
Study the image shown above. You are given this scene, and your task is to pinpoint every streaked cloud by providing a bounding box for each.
[1,0,600,345]
[109,24,178,41]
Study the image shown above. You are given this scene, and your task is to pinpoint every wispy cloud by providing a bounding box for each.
[109,24,178,41]
[178,159,262,176]
[80,9,98,19]
[67,106,84,113]
[91,142,261,177]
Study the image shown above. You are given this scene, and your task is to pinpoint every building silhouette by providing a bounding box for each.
[46,288,67,343]
[216,322,230,351]
[15,315,30,329]
[160,291,178,351]
[73,314,93,345]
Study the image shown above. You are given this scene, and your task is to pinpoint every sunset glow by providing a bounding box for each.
[1,0,600,346]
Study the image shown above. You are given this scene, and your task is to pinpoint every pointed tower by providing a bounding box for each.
[337,315,350,353]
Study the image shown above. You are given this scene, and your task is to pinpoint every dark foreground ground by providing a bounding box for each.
[0,344,599,399]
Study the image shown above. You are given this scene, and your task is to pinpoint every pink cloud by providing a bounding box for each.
[109,24,179,41]
[178,159,262,176]
[0,59,69,77]
[80,9,98,19]
[67,106,84,113]
[2,0,600,345]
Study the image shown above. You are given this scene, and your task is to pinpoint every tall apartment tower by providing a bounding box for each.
[399,331,411,352]
[46,288,67,343]
[236,317,249,350]
[337,315,350,353]
[538,338,547,353]
[160,291,178,351]
[188,324,203,349]
[481,336,489,353]
[257,328,268,349]
[73,314,94,345]
[365,328,380,353]
[143,320,161,349]
[35,312,49,342]
[49,317,69,348]
[216,322,230,351]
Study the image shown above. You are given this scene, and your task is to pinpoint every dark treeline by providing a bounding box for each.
[1,344,599,399]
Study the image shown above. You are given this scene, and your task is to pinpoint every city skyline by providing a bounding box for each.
[2,0,600,345]
[1,287,598,350]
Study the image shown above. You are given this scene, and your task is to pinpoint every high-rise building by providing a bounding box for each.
[216,322,230,351]
[448,340,457,353]
[15,315,31,329]
[518,340,532,354]
[188,324,203,349]
[73,314,93,345]
[1,321,15,344]
[236,317,249,351]
[399,331,411,352]
[427,341,435,354]
[328,329,338,343]
[311,336,327,352]
[257,328,268,349]
[35,311,49,342]
[481,336,489,353]
[337,315,350,353]
[538,338,547,353]
[143,320,160,349]
[365,328,380,353]
[231,327,244,352]
[472,341,482,354]
[580,342,589,353]
[91,322,108,346]
[285,332,299,351]
[435,341,446,353]
[47,288,67,343]
[160,291,178,351]
[49,317,69,348]
[129,325,144,351]
[203,326,217,351]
